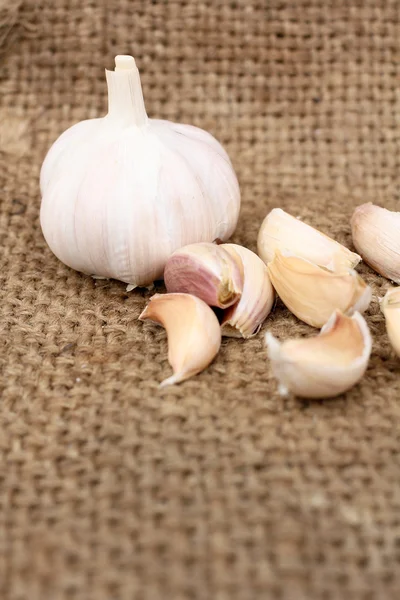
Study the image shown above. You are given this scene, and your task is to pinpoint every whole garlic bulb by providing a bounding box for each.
[40,55,240,286]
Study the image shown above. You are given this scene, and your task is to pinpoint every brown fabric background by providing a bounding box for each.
[1,1,400,598]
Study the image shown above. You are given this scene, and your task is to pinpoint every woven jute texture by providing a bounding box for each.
[1,1,400,599]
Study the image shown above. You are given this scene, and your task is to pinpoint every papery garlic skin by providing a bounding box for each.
[164,242,243,308]
[267,251,371,328]
[381,287,400,356]
[139,293,221,386]
[40,55,240,287]
[351,203,400,284]
[221,244,274,337]
[266,310,372,399]
[258,208,360,272]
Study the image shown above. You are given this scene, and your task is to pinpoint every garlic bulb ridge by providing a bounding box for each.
[40,55,240,286]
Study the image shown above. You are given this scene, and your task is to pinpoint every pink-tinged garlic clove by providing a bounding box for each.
[164,242,243,308]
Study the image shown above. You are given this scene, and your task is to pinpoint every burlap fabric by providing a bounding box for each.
[1,1,400,598]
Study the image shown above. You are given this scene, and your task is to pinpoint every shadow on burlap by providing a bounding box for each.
[1,1,400,599]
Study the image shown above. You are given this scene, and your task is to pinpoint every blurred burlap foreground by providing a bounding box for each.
[1,1,400,598]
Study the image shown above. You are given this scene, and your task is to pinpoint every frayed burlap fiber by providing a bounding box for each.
[1,1,400,599]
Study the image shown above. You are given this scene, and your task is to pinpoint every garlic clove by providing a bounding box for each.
[267,250,371,328]
[266,310,372,399]
[351,203,400,284]
[164,242,243,308]
[139,293,221,386]
[220,244,275,337]
[380,287,400,356]
[258,208,360,272]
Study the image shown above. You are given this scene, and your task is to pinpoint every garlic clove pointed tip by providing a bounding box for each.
[138,304,150,321]
[278,383,289,397]
[350,281,372,315]
[265,331,281,359]
[159,373,182,388]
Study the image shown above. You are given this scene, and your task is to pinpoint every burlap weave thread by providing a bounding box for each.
[1,1,400,599]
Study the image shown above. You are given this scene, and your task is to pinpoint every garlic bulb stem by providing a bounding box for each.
[115,55,136,70]
[106,55,148,127]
